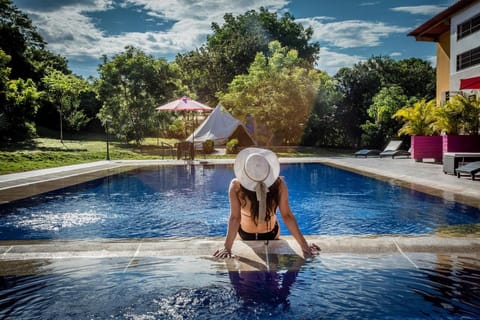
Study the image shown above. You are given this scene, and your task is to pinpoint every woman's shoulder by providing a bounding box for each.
[230,178,241,191]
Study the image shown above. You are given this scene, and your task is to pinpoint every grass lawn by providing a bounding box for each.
[0,136,181,174]
[0,135,349,175]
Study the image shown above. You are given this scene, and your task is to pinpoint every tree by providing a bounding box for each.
[220,41,321,145]
[301,73,344,147]
[96,46,180,144]
[334,56,435,148]
[0,50,41,142]
[360,85,409,147]
[394,58,435,100]
[176,8,319,105]
[42,70,91,142]
[334,58,386,147]
[0,0,45,80]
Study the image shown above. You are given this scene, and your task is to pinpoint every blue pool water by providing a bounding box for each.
[1,253,479,319]
[1,163,480,319]
[0,163,479,240]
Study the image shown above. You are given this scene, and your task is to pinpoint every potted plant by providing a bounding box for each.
[226,138,239,154]
[393,99,443,162]
[435,95,480,153]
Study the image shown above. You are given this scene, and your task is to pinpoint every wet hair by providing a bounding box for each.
[237,177,281,226]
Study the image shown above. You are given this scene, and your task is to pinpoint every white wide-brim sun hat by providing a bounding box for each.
[233,147,280,191]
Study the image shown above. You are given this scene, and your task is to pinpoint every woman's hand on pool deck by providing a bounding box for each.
[303,243,321,257]
[213,247,233,259]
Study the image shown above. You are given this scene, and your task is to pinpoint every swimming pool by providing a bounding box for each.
[0,163,479,240]
[1,251,479,319]
[1,163,479,319]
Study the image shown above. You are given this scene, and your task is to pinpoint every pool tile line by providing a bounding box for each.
[393,239,419,269]
[123,242,143,273]
[1,246,12,257]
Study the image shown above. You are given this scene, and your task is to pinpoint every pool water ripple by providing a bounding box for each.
[1,164,479,240]
[1,253,480,319]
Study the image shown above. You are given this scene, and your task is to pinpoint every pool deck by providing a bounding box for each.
[0,156,479,275]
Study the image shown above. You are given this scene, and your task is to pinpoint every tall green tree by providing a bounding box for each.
[301,74,344,147]
[361,85,409,147]
[394,58,435,100]
[334,56,435,148]
[220,41,321,145]
[1,0,73,136]
[0,0,43,78]
[334,57,387,147]
[176,8,319,105]
[97,46,179,144]
[0,50,41,141]
[42,69,91,142]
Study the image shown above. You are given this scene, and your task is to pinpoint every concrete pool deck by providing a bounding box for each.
[0,156,479,274]
[1,236,480,275]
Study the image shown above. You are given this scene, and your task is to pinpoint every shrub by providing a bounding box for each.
[226,138,239,154]
[167,119,185,138]
[202,139,214,154]
[393,99,439,136]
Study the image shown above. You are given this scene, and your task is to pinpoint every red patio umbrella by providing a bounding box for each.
[156,96,213,159]
[156,96,213,112]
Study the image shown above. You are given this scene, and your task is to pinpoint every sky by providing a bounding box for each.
[12,0,457,78]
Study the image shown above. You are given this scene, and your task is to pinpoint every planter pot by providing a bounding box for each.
[411,136,443,162]
[442,135,480,153]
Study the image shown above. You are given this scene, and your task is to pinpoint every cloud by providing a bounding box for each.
[390,5,446,16]
[18,0,290,61]
[316,47,364,75]
[299,17,409,49]
[426,55,436,67]
[359,2,380,6]
[14,0,114,12]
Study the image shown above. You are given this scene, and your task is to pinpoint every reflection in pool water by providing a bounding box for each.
[0,253,479,319]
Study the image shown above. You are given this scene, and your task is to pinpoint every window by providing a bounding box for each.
[457,46,480,71]
[457,13,480,40]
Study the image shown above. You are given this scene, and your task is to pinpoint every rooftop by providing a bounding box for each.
[408,0,478,41]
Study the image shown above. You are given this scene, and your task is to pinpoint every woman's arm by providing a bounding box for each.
[213,179,242,258]
[278,177,320,256]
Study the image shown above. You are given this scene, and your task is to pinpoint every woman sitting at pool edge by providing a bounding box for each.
[214,147,320,259]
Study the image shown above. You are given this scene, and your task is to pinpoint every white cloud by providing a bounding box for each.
[426,55,436,68]
[299,17,409,49]
[391,5,446,16]
[390,52,402,57]
[359,2,380,6]
[316,47,364,75]
[20,0,290,60]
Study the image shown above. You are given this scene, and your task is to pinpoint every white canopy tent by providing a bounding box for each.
[187,105,255,147]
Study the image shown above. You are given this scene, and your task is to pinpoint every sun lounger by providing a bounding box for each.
[456,161,480,180]
[380,148,411,159]
[354,149,381,158]
[355,139,404,158]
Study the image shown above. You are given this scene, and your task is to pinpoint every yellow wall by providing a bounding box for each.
[436,32,450,105]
